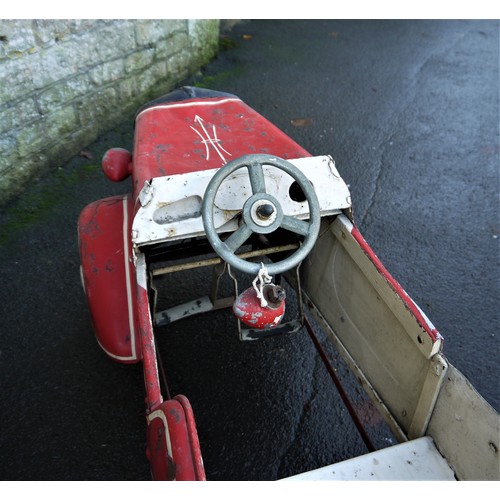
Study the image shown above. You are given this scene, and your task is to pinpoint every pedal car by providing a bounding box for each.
[78,86,499,480]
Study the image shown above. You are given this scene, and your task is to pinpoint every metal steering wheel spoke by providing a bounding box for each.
[280,215,311,237]
[223,223,253,253]
[248,162,266,194]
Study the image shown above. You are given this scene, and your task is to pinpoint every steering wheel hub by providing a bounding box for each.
[244,193,282,232]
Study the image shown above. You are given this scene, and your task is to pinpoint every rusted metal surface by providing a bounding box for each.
[150,244,299,276]
[155,297,214,327]
[135,253,162,412]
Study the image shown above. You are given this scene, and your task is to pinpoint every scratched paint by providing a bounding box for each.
[78,195,141,364]
[232,286,285,329]
[131,95,311,205]
[190,115,232,164]
[153,195,202,224]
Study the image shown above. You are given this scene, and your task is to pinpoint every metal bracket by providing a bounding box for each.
[154,262,237,328]
[408,353,449,439]
[153,253,306,343]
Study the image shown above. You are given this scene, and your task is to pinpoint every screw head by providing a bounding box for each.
[256,204,275,220]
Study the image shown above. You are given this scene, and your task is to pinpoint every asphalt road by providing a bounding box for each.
[0,20,498,481]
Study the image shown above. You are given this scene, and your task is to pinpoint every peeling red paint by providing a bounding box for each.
[233,286,286,329]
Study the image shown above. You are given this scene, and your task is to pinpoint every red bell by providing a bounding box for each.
[102,148,133,182]
[232,284,286,329]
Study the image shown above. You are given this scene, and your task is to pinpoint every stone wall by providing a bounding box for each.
[0,19,220,206]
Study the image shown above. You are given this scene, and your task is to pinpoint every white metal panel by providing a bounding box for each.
[302,215,446,437]
[427,365,500,480]
[282,437,456,481]
[132,155,351,245]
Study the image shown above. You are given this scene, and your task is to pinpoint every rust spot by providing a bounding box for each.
[80,209,102,238]
[351,400,386,427]
[155,426,164,452]
[166,455,177,480]
[168,407,181,424]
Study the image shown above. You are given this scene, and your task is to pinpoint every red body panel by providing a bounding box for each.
[132,97,311,201]
[78,194,142,363]
[135,254,162,411]
[146,398,206,481]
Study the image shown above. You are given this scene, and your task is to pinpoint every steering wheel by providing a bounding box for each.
[201,154,321,275]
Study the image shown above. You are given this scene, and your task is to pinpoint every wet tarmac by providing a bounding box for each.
[0,20,498,481]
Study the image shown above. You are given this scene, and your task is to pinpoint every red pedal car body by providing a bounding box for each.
[78,87,499,481]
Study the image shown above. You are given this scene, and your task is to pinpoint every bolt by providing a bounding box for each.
[256,204,274,220]
[264,285,286,308]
